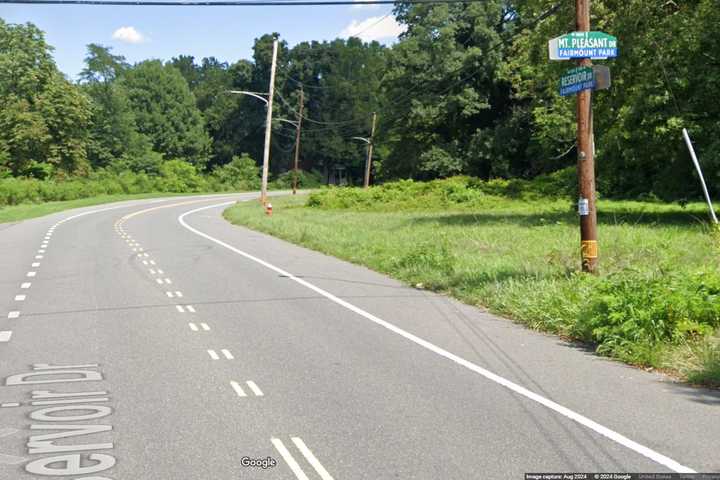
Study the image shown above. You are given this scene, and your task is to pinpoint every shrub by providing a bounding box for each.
[270,169,323,190]
[211,154,260,190]
[158,159,206,192]
[573,269,720,363]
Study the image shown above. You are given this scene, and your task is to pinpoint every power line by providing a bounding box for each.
[6,0,496,6]
[275,91,367,127]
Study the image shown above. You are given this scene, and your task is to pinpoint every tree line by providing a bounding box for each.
[1,0,718,200]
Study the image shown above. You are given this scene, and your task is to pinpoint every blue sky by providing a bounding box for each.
[0,2,403,79]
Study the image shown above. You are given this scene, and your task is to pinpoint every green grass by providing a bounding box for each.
[224,183,720,388]
[0,192,209,224]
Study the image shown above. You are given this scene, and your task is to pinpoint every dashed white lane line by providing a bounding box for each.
[166,291,174,298]
[176,305,185,313]
[35,255,43,260]
[21,283,31,289]
[149,269,157,274]
[157,269,164,274]
[292,437,334,480]
[142,260,149,266]
[0,331,12,342]
[221,349,234,360]
[230,381,247,397]
[7,312,19,319]
[149,260,156,265]
[175,291,183,297]
[207,350,220,360]
[38,249,45,254]
[188,323,198,331]
[246,381,264,397]
[179,200,696,475]
[164,278,172,284]
[14,295,26,302]
[186,305,196,313]
[31,262,40,267]
[26,272,36,277]
[271,438,310,480]
[0,403,20,408]
[200,322,210,331]
[155,279,164,285]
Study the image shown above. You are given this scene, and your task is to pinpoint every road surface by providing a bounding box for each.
[0,193,718,479]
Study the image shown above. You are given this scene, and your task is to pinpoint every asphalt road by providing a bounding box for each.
[0,193,718,479]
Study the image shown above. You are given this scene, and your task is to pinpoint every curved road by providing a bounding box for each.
[0,193,718,479]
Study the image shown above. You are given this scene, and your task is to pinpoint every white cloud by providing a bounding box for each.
[112,26,145,44]
[340,15,405,42]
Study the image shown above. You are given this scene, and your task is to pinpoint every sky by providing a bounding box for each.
[0,1,405,79]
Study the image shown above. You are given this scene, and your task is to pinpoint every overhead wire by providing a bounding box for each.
[4,0,496,5]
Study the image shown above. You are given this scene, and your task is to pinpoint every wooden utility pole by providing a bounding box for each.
[292,87,304,195]
[260,39,278,205]
[576,0,598,273]
[363,112,377,189]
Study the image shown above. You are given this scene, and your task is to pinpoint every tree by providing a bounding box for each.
[504,0,720,199]
[79,44,151,169]
[381,2,514,180]
[79,43,128,84]
[0,20,92,176]
[120,60,212,168]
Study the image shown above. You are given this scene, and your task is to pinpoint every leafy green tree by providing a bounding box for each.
[0,20,92,176]
[80,43,128,84]
[381,2,514,179]
[120,60,212,168]
[505,0,720,199]
[79,44,151,169]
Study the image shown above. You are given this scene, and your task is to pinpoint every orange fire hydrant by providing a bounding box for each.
[265,203,273,216]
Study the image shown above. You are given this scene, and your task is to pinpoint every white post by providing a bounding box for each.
[261,39,279,205]
[682,128,718,224]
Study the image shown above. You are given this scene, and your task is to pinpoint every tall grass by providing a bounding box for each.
[224,178,720,387]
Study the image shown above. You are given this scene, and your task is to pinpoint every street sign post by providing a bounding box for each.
[560,66,595,96]
[549,31,618,60]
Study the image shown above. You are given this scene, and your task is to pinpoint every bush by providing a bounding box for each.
[270,169,323,190]
[306,173,578,211]
[211,154,260,191]
[573,270,720,363]
[158,159,207,192]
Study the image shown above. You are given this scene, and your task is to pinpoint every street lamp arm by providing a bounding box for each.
[227,90,269,105]
[277,118,299,128]
[351,136,371,144]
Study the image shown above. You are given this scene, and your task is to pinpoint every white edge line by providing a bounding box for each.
[291,437,334,480]
[178,201,696,474]
[271,438,310,480]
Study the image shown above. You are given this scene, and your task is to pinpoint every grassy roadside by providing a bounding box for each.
[223,183,720,388]
[0,192,216,224]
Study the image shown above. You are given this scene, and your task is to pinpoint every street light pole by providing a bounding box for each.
[364,112,377,189]
[261,39,279,205]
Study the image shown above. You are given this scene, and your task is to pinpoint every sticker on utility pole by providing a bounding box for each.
[578,198,590,216]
